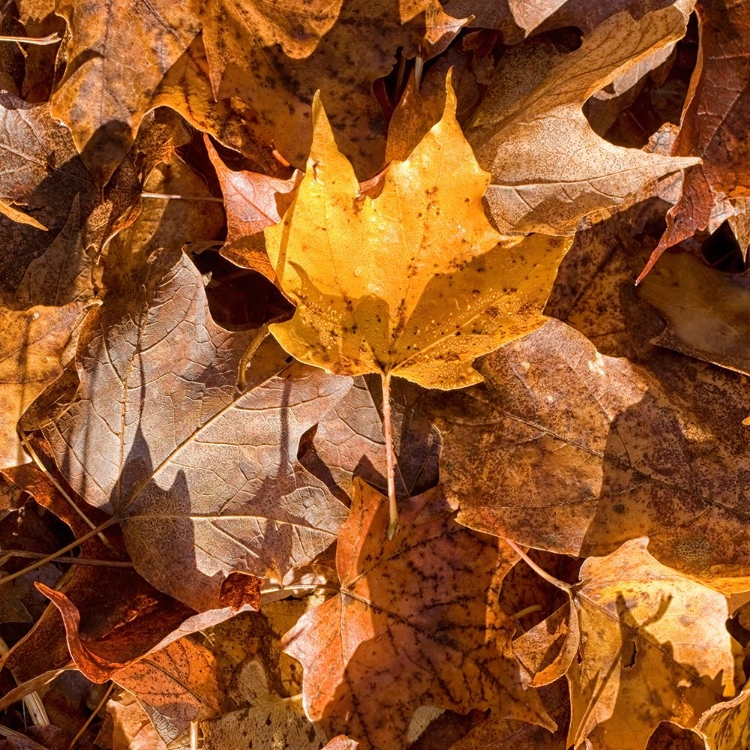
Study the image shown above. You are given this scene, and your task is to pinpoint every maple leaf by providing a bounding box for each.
[640,0,750,278]
[43,248,350,611]
[465,0,700,234]
[282,479,554,750]
[431,318,750,585]
[567,538,744,750]
[0,301,84,469]
[265,80,570,529]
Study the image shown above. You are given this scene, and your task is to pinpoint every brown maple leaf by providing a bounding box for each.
[282,479,554,750]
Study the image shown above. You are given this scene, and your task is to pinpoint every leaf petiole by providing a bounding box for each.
[381,372,399,539]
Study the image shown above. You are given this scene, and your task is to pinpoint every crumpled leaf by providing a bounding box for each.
[100,689,168,750]
[266,81,571,390]
[694,679,750,750]
[643,0,750,275]
[0,301,85,468]
[44,247,350,611]
[637,249,750,377]
[113,637,221,747]
[430,317,750,585]
[282,480,554,750]
[568,538,744,750]
[323,738,359,750]
[206,136,300,281]
[466,0,699,234]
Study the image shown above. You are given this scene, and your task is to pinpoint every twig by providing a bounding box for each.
[0,636,48,727]
[381,373,399,539]
[0,550,132,568]
[67,682,113,750]
[0,516,119,587]
[505,538,571,593]
[141,192,224,202]
[0,32,60,45]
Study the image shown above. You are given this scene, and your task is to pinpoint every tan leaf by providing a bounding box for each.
[568,538,744,750]
[0,302,84,468]
[466,0,699,234]
[695,679,750,750]
[113,637,221,747]
[103,689,167,750]
[205,135,300,282]
[637,251,750,377]
[0,199,46,231]
[642,0,750,275]
[44,248,350,611]
[431,317,750,586]
[50,0,199,187]
[282,480,554,750]
[265,81,571,390]
[201,0,466,176]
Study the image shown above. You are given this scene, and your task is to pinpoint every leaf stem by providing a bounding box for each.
[140,192,223,202]
[381,372,399,539]
[0,516,119,587]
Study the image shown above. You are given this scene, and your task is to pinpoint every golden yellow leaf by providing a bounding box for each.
[265,81,571,391]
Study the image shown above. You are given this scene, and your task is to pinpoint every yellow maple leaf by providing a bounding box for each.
[264,79,571,532]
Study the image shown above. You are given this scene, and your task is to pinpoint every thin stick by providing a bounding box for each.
[19,431,114,549]
[0,516,119,587]
[0,32,60,45]
[236,315,287,392]
[505,538,571,593]
[141,192,224,202]
[0,636,48,727]
[381,373,399,539]
[0,550,132,568]
[512,604,543,620]
[67,682,113,750]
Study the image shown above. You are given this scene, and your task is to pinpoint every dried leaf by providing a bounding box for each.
[568,538,744,750]
[44,248,350,610]
[102,689,168,750]
[431,318,750,584]
[695,679,750,750]
[466,0,699,234]
[283,480,554,750]
[266,81,571,389]
[0,302,85,468]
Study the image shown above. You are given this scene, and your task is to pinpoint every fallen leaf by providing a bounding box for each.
[642,0,750,276]
[431,317,750,584]
[0,302,85,468]
[282,480,554,750]
[694,679,750,750]
[206,136,300,282]
[568,538,744,750]
[201,0,466,177]
[323,738,359,750]
[44,248,350,610]
[637,251,750,377]
[50,0,200,187]
[265,80,571,390]
[113,637,221,747]
[466,0,699,234]
[101,689,168,750]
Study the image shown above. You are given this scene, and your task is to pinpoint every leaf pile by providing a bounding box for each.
[1,1,750,748]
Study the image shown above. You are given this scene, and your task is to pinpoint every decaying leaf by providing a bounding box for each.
[643,0,750,275]
[44,248,350,611]
[637,250,750,377]
[568,538,744,750]
[0,301,85,468]
[100,689,168,750]
[283,480,554,750]
[266,81,570,390]
[694,679,750,750]
[466,0,700,234]
[431,318,750,584]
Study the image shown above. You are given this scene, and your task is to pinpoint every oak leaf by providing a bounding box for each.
[44,248,350,611]
[466,0,700,234]
[265,82,571,390]
[567,538,744,750]
[282,480,554,750]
